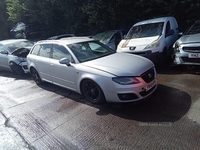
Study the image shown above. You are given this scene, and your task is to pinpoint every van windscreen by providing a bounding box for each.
[126,22,164,39]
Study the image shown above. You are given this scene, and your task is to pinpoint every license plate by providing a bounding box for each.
[188,53,200,58]
[146,80,156,91]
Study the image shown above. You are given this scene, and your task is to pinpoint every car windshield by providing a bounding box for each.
[5,41,34,52]
[68,41,115,62]
[93,31,115,44]
[125,22,164,39]
[185,22,200,35]
[0,44,9,51]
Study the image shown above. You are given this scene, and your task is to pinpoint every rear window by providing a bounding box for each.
[30,44,52,58]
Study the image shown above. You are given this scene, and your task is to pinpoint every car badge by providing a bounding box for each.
[129,47,136,50]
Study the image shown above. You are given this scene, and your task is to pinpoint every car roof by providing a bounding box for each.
[134,16,175,26]
[47,34,75,40]
[94,29,126,35]
[0,39,29,45]
[36,37,95,45]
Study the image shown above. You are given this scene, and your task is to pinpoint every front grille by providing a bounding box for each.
[141,68,155,83]
[183,46,200,52]
[182,57,200,63]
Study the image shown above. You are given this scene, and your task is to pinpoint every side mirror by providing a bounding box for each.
[59,58,71,66]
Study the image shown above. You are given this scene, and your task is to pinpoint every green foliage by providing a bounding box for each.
[0,0,11,40]
[6,0,25,22]
[1,0,200,39]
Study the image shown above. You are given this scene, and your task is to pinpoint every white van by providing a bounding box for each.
[117,16,179,65]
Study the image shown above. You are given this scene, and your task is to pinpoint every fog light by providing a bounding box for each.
[118,93,138,101]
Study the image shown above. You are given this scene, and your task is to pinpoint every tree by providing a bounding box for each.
[0,0,11,40]
[2,0,200,39]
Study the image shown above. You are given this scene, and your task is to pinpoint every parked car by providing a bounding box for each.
[0,39,34,75]
[47,34,75,40]
[117,17,179,65]
[173,20,200,66]
[93,30,126,50]
[10,22,43,39]
[27,37,157,104]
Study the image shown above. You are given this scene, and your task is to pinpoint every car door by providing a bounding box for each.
[50,44,77,91]
[165,20,176,49]
[33,44,52,82]
[0,44,11,71]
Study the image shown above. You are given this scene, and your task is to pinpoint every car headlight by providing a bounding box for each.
[144,39,159,49]
[112,77,140,85]
[173,42,180,52]
[121,40,130,48]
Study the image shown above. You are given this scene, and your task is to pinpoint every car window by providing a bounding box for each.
[68,41,114,62]
[165,21,171,36]
[38,44,52,58]
[93,31,115,43]
[31,45,40,55]
[52,44,74,62]
[16,22,26,30]
[185,22,200,35]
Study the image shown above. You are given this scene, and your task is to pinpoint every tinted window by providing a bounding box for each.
[165,21,171,34]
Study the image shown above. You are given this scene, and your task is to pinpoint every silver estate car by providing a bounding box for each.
[27,37,157,104]
[0,39,34,75]
[173,20,200,66]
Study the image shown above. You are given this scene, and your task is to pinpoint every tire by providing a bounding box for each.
[81,79,106,104]
[31,68,43,85]
[9,61,24,75]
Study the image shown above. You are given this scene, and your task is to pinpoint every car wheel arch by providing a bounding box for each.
[79,77,97,94]
[79,78,106,104]
[30,66,43,85]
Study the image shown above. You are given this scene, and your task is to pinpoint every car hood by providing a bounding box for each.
[11,47,30,58]
[82,53,154,76]
[123,36,159,46]
[177,33,200,44]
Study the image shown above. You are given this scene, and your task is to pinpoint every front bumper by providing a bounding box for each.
[104,68,157,103]
[173,52,200,66]
[126,50,160,64]
[9,61,29,75]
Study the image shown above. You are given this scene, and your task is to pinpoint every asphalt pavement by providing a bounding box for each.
[0,112,30,150]
[0,66,200,149]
